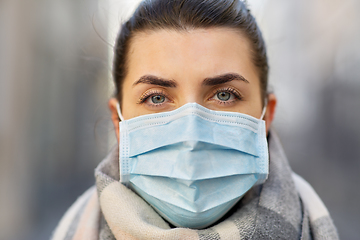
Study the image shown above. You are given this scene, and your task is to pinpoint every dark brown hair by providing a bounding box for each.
[113,0,268,104]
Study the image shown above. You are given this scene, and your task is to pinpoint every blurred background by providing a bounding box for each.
[0,0,359,239]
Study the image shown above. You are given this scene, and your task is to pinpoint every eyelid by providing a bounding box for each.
[137,89,172,104]
[210,87,243,100]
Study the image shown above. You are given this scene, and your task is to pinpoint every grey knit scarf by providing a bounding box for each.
[51,132,339,240]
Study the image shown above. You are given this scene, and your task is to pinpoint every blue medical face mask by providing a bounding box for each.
[117,103,269,229]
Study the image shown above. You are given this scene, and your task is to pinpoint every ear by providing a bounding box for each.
[108,98,120,143]
[264,93,277,134]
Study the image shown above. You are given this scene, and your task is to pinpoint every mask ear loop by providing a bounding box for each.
[116,102,125,184]
[116,102,125,122]
[260,99,268,120]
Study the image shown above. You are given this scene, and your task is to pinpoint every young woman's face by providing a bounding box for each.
[120,28,266,121]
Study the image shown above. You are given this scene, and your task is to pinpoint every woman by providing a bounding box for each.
[52,0,338,239]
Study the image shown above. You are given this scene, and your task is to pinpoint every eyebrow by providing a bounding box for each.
[132,73,249,88]
[202,73,249,86]
[133,75,177,87]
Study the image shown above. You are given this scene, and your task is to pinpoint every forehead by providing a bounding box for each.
[124,28,259,86]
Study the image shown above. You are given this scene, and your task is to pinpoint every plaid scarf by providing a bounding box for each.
[51,132,338,240]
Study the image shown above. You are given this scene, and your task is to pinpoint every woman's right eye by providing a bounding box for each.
[138,90,172,107]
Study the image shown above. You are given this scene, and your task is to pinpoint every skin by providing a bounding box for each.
[109,28,276,142]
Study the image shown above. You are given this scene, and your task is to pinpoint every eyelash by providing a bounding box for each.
[138,89,170,105]
[137,87,242,107]
[211,87,243,103]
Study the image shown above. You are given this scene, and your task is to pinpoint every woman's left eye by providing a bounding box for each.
[216,92,232,101]
[211,89,240,102]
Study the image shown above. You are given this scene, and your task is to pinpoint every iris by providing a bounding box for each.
[152,95,165,104]
[217,92,231,101]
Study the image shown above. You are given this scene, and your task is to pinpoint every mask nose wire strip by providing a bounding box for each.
[116,102,125,122]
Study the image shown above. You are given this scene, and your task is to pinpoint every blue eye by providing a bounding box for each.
[217,92,231,101]
[210,87,242,104]
[138,89,172,106]
[151,95,166,104]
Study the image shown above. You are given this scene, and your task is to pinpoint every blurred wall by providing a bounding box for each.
[0,0,112,239]
[255,0,360,239]
[0,0,359,239]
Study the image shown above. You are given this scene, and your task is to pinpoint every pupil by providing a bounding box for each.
[151,95,165,104]
[217,92,231,101]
